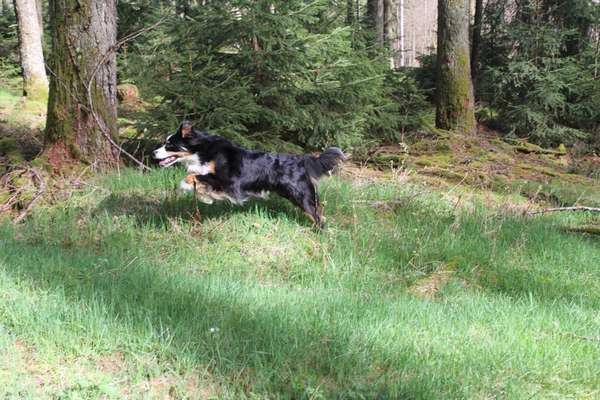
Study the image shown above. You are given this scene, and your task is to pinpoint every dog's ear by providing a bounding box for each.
[180,121,193,138]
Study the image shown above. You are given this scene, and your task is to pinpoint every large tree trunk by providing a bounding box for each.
[44,0,119,171]
[435,0,476,133]
[13,0,48,99]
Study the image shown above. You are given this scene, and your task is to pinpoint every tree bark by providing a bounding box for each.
[367,0,399,67]
[345,0,355,25]
[383,0,397,66]
[1,0,11,14]
[470,0,483,82]
[35,0,42,37]
[44,0,119,171]
[435,0,476,134]
[366,0,384,45]
[13,0,48,99]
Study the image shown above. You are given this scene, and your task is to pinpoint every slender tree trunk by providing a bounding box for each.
[13,0,48,99]
[367,0,399,67]
[44,0,119,171]
[346,0,355,25]
[435,0,476,133]
[471,0,483,82]
[35,0,42,37]
[367,0,384,45]
[1,0,11,14]
[383,0,397,66]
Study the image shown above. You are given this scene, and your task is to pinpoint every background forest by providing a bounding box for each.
[2,0,599,156]
[1,1,600,399]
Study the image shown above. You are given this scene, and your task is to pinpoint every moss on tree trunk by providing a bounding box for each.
[44,0,119,171]
[435,0,476,134]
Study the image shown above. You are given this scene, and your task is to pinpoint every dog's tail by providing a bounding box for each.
[305,147,346,181]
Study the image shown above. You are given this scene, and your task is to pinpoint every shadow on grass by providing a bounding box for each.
[95,192,313,228]
[0,229,442,399]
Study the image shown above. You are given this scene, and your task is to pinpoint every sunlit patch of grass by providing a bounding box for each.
[1,167,600,398]
[0,80,47,130]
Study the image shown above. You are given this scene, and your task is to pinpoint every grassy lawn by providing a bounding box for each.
[1,166,600,398]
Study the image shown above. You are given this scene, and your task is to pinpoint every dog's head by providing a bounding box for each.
[153,121,201,167]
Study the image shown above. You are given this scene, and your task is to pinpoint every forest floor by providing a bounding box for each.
[1,84,600,398]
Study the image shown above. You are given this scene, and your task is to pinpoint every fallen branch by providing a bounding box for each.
[562,225,600,235]
[352,191,425,209]
[352,199,408,207]
[527,206,600,216]
[559,331,600,343]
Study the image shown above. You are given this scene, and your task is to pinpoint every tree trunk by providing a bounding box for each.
[35,0,42,37]
[435,0,476,134]
[44,0,119,171]
[1,0,11,14]
[367,0,399,67]
[13,0,48,99]
[366,0,384,45]
[471,0,483,82]
[345,0,355,25]
[383,0,397,66]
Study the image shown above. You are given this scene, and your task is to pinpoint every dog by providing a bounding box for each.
[153,121,345,226]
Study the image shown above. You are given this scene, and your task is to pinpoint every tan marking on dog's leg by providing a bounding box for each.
[184,174,197,185]
[206,160,216,174]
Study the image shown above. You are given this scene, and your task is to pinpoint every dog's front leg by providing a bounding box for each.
[179,175,214,204]
[179,174,197,193]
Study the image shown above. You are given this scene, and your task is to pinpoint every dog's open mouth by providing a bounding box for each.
[158,156,178,167]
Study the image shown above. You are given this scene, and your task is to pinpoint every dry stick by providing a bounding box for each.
[13,168,46,223]
[84,18,167,171]
[0,169,27,213]
[527,206,600,216]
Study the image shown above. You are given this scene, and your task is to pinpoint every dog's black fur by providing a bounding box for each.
[153,122,345,226]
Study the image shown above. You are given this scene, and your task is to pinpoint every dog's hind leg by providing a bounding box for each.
[280,182,324,228]
[302,188,324,228]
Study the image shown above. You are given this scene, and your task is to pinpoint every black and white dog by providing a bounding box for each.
[153,122,345,226]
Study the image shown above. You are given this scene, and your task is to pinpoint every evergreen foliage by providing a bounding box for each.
[0,8,20,83]
[117,0,426,151]
[477,0,600,147]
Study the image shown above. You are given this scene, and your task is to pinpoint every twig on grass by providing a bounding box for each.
[526,206,600,216]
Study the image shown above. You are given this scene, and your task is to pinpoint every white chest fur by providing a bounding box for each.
[181,154,213,175]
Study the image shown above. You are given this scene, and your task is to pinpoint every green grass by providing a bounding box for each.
[1,167,600,398]
[0,80,47,129]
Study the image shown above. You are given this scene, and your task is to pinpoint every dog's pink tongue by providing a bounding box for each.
[159,156,175,166]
